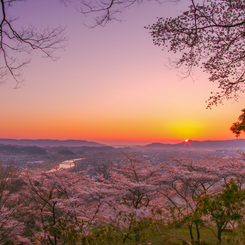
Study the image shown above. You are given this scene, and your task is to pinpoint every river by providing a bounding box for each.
[51,158,84,171]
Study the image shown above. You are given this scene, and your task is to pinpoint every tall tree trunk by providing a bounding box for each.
[135,228,140,242]
[188,224,194,242]
[217,226,222,245]
[195,222,200,244]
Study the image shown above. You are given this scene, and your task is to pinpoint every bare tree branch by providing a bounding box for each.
[77,0,163,27]
[146,0,245,108]
[0,0,67,86]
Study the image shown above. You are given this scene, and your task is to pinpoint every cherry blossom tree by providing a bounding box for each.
[146,0,245,109]
[78,0,245,135]
[161,156,225,244]
[209,151,245,188]
[90,153,245,244]
[0,162,25,244]
[198,179,245,245]
[1,152,245,244]
[157,152,245,244]
[98,153,166,244]
[109,154,165,208]
[19,169,105,244]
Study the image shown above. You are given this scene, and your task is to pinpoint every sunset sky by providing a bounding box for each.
[1,0,245,145]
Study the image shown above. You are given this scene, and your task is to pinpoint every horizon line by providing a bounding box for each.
[0,137,244,147]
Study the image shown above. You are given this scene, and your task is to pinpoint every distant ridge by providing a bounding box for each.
[2,138,245,149]
[0,139,106,147]
[144,139,245,149]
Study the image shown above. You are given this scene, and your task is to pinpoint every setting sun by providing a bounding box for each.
[0,0,245,146]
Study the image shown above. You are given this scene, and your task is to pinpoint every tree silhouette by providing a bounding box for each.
[230,108,245,137]
[4,0,245,137]
[0,0,67,86]
[75,0,245,136]
[146,0,245,109]
[78,0,153,27]
[0,0,158,84]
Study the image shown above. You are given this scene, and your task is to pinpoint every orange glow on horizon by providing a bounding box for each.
[2,1,245,147]
[0,106,244,145]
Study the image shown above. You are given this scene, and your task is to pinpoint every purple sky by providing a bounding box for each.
[0,0,244,145]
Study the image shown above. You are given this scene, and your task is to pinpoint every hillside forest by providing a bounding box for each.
[2,152,245,244]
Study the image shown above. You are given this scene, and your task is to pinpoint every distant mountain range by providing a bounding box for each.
[0,139,106,147]
[0,145,48,155]
[144,139,245,149]
[1,138,245,149]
